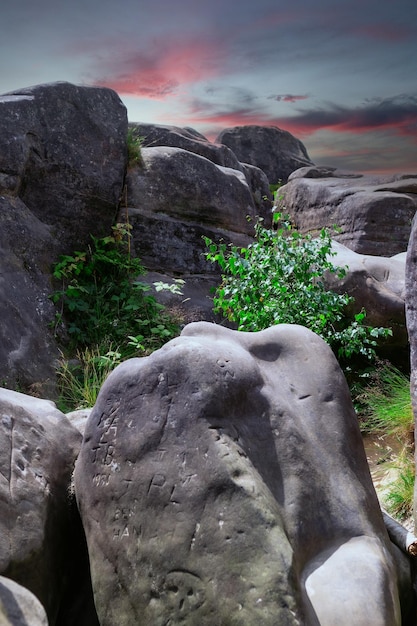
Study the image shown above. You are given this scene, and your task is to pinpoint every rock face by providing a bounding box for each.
[75,322,410,625]
[278,166,417,256]
[405,215,417,525]
[0,81,128,392]
[124,145,263,278]
[1,81,127,252]
[0,388,98,626]
[215,125,314,183]
[326,241,407,351]
[0,576,48,626]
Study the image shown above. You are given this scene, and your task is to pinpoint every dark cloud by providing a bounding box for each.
[269,94,310,103]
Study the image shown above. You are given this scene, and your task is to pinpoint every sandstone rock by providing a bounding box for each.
[277,166,417,256]
[0,388,94,625]
[326,241,407,350]
[405,214,417,525]
[126,146,256,233]
[0,576,48,626]
[130,123,273,222]
[0,81,128,253]
[0,81,128,392]
[216,125,314,184]
[131,122,243,170]
[75,322,409,625]
[0,196,59,394]
[125,146,258,275]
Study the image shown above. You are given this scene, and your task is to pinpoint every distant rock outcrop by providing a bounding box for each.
[75,322,413,625]
[277,166,417,256]
[215,125,315,183]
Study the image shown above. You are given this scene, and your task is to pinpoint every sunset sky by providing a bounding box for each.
[1,0,416,174]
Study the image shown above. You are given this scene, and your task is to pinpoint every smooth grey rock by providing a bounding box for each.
[0,576,48,626]
[126,146,256,234]
[75,322,406,625]
[130,123,273,221]
[0,389,83,624]
[277,167,417,256]
[131,122,243,171]
[216,125,314,183]
[326,241,407,349]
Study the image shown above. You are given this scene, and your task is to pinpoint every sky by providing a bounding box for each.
[1,0,417,174]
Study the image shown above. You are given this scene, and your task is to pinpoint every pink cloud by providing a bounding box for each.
[93,39,224,100]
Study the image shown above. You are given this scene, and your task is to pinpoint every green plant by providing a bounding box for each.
[204,214,391,362]
[56,346,122,412]
[51,222,180,358]
[384,453,415,521]
[127,127,144,167]
[359,363,413,444]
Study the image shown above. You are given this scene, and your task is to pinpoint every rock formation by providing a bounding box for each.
[0,81,128,393]
[277,166,417,256]
[216,125,315,184]
[75,322,414,625]
[0,388,99,625]
[0,576,48,626]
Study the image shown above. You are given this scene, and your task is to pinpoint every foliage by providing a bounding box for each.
[359,362,413,444]
[384,453,415,521]
[359,361,414,522]
[51,222,180,358]
[56,346,122,412]
[204,214,391,362]
[127,127,144,167]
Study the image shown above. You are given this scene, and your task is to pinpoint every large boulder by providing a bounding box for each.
[215,125,314,184]
[326,241,407,351]
[0,81,128,392]
[405,214,417,525]
[0,576,48,626]
[125,146,260,275]
[130,123,273,218]
[277,166,417,256]
[131,122,243,171]
[0,388,98,625]
[75,322,411,625]
[0,81,128,253]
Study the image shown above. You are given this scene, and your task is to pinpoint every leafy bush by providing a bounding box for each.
[51,222,180,358]
[204,214,391,362]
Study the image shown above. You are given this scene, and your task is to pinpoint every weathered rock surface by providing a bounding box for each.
[216,125,314,183]
[0,81,128,392]
[130,123,273,219]
[75,322,412,625]
[124,146,262,275]
[405,214,417,525]
[0,388,98,626]
[0,576,48,626]
[277,166,417,256]
[326,241,407,350]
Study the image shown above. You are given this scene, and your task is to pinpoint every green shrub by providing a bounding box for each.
[51,222,180,358]
[127,127,144,167]
[384,453,415,521]
[204,214,391,362]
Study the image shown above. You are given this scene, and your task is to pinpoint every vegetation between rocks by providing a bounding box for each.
[50,221,181,410]
[204,213,391,363]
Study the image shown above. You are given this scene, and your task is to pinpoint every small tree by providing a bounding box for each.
[204,214,391,362]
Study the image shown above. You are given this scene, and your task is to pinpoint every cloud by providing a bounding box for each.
[269,94,310,103]
[92,37,226,100]
[186,94,417,143]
